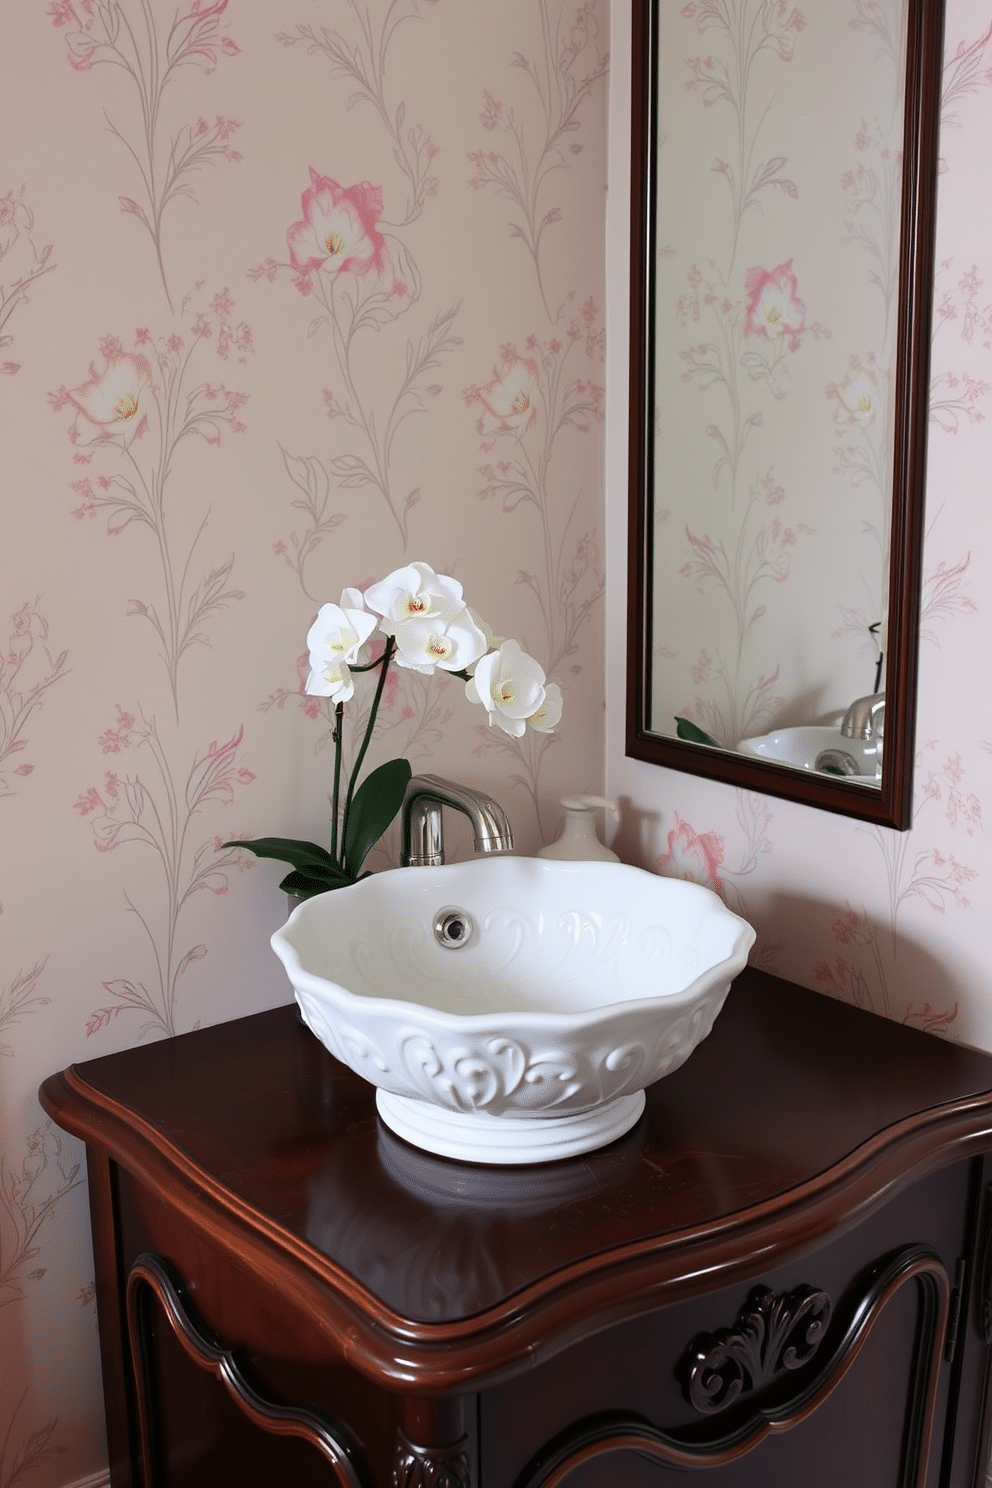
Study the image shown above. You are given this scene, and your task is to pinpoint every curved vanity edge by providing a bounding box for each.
[37,1053,992,1397]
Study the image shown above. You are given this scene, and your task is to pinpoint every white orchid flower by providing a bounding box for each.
[305,590,377,701]
[526,682,563,733]
[306,658,356,703]
[364,562,466,631]
[467,606,503,651]
[391,607,488,675]
[465,639,555,736]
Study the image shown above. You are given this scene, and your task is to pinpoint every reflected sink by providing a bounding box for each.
[737,725,879,778]
[270,857,755,1165]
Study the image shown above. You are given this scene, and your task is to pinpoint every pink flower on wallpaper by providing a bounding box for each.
[657,812,725,893]
[468,356,541,437]
[65,352,153,446]
[744,261,806,351]
[827,355,881,428]
[287,170,386,278]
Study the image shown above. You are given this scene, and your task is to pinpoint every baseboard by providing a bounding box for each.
[63,1470,111,1488]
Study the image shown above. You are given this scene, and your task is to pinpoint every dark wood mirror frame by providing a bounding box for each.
[626,0,945,831]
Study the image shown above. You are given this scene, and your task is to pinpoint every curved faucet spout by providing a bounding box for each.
[401,773,514,867]
[841,692,885,741]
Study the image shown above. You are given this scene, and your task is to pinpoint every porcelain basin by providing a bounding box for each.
[737,724,879,778]
[270,857,755,1165]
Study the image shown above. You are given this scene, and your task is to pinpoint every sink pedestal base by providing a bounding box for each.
[375,1088,646,1164]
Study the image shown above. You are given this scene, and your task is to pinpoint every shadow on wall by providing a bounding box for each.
[610,792,663,869]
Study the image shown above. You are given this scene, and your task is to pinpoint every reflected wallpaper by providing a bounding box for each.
[651,0,904,748]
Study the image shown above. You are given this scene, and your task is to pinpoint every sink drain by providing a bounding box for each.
[433,907,476,949]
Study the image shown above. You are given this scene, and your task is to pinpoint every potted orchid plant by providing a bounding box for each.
[226,562,562,900]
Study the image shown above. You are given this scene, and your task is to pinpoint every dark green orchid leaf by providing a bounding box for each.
[343,757,412,877]
[675,717,720,747]
[222,837,350,880]
[278,867,355,900]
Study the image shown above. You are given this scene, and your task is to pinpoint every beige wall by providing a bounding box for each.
[0,2,607,1480]
[608,0,992,1047]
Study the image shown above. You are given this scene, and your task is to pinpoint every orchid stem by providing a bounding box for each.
[341,637,396,869]
[330,701,344,864]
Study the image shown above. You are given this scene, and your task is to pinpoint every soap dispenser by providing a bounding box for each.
[537,794,620,862]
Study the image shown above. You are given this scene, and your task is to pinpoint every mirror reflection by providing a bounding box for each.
[628,0,944,829]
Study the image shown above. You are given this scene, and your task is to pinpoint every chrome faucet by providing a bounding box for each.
[400,773,514,867]
[841,692,885,741]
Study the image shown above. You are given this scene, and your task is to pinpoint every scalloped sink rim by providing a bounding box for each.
[271,856,755,1165]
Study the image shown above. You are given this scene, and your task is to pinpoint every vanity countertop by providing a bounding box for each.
[39,967,992,1487]
[41,967,992,1381]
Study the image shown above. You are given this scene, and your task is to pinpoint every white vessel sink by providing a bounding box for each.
[738,724,879,778]
[271,857,755,1165]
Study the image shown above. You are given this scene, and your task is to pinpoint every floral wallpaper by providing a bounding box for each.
[609,3,992,1051]
[5,0,992,1478]
[649,0,903,747]
[0,1,606,1482]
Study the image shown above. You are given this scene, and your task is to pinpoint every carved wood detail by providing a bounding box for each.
[680,1282,832,1414]
[125,1252,373,1488]
[393,1428,472,1488]
[514,1246,948,1488]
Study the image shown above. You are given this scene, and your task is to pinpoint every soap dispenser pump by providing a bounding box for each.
[537,794,620,862]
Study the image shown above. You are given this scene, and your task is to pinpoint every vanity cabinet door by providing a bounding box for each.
[480,1159,982,1488]
[103,1165,410,1488]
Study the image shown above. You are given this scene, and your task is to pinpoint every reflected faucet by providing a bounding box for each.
[400,773,514,868]
[841,692,885,741]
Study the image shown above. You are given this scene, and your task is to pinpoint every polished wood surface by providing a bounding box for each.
[40,968,992,1486]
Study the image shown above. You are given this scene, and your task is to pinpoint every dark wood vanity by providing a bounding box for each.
[41,968,992,1486]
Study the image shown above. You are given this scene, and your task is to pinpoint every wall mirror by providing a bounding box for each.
[626,0,944,829]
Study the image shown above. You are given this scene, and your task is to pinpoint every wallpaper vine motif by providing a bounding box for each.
[277,7,440,229]
[49,0,242,312]
[467,1,609,320]
[251,166,458,553]
[463,5,607,836]
[0,603,69,797]
[4,5,264,1476]
[74,713,254,1039]
[0,187,56,380]
[43,295,256,1042]
[51,297,251,711]
[0,279,74,1487]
